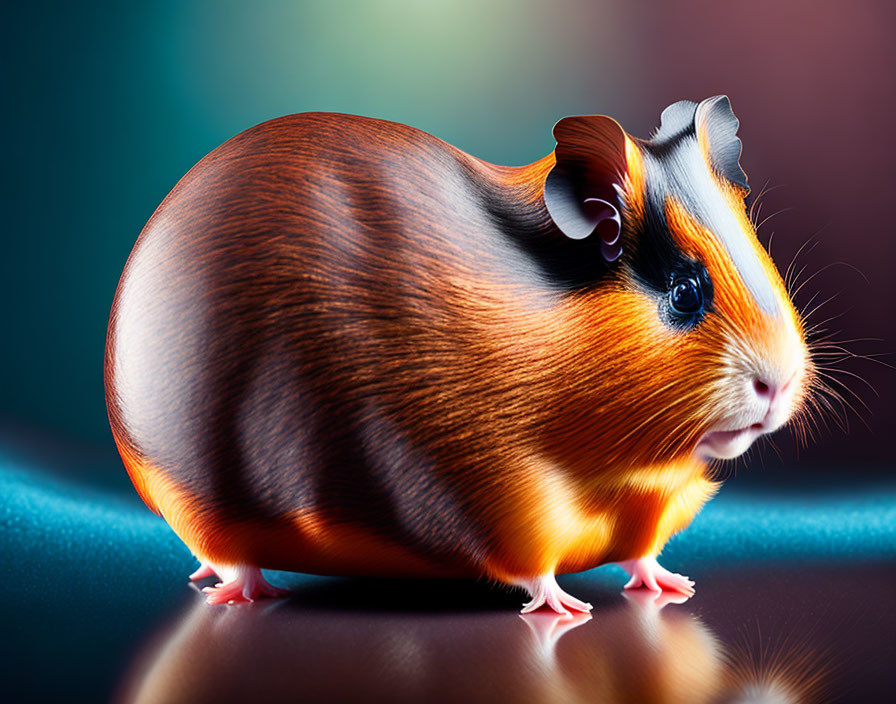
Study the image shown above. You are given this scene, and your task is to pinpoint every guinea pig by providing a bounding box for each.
[105,96,812,613]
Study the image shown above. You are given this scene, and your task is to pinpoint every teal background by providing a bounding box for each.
[2,0,894,475]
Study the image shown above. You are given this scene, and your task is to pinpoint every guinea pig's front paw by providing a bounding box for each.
[616,557,695,598]
[201,565,289,605]
[514,573,593,616]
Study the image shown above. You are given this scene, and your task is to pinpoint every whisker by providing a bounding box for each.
[815,365,880,398]
[791,261,871,300]
[788,254,819,297]
[765,436,785,463]
[801,291,842,326]
[803,309,848,336]
[806,383,848,434]
[784,235,820,292]
[756,206,793,232]
[811,344,896,371]
[812,336,886,346]
[747,178,774,222]
[799,288,823,316]
[805,387,844,434]
[813,371,874,430]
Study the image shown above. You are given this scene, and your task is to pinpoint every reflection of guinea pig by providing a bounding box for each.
[106,96,811,611]
[116,590,726,704]
[118,589,831,704]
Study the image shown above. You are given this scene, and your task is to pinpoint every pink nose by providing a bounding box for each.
[753,378,774,399]
[751,378,777,430]
[753,369,797,405]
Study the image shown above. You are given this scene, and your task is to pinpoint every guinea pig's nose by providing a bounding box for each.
[753,378,773,399]
[751,377,777,430]
[751,376,781,417]
[752,368,797,405]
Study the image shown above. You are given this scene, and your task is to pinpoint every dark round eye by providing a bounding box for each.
[669,277,703,315]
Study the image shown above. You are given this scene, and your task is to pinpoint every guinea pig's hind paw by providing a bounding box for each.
[201,565,289,605]
[617,557,695,598]
[515,574,593,616]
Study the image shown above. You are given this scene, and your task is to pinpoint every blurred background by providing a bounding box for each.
[2,0,894,485]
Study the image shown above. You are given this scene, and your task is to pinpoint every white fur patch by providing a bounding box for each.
[644,137,780,317]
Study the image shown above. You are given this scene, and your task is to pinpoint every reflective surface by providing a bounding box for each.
[6,562,892,703]
[122,566,895,704]
[115,566,895,704]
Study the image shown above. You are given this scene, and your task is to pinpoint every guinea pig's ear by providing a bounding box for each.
[694,95,750,195]
[544,115,627,251]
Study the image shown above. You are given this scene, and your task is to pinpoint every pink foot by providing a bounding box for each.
[616,557,695,597]
[201,565,289,605]
[515,574,593,616]
[188,563,217,582]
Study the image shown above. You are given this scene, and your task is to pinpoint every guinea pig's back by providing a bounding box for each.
[106,113,547,575]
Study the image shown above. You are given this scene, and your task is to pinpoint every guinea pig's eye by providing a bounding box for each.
[669,276,703,315]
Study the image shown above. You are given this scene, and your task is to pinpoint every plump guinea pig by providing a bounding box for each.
[105,96,812,613]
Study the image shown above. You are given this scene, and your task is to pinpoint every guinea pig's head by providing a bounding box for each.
[544,96,812,463]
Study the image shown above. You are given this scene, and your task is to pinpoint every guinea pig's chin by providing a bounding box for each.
[695,426,760,460]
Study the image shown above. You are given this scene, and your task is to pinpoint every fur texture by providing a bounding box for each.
[106,104,810,588]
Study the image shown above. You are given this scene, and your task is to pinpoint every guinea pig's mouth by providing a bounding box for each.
[696,424,764,460]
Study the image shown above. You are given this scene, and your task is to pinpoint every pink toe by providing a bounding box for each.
[189,564,216,582]
[203,583,251,605]
[643,573,661,592]
[201,567,288,605]
[619,558,694,598]
[517,575,590,616]
[545,593,571,617]
[623,574,641,590]
[520,600,543,614]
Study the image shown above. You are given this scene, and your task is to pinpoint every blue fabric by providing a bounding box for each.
[3,450,895,601]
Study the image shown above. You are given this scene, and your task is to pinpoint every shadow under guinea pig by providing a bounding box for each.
[262,573,565,613]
